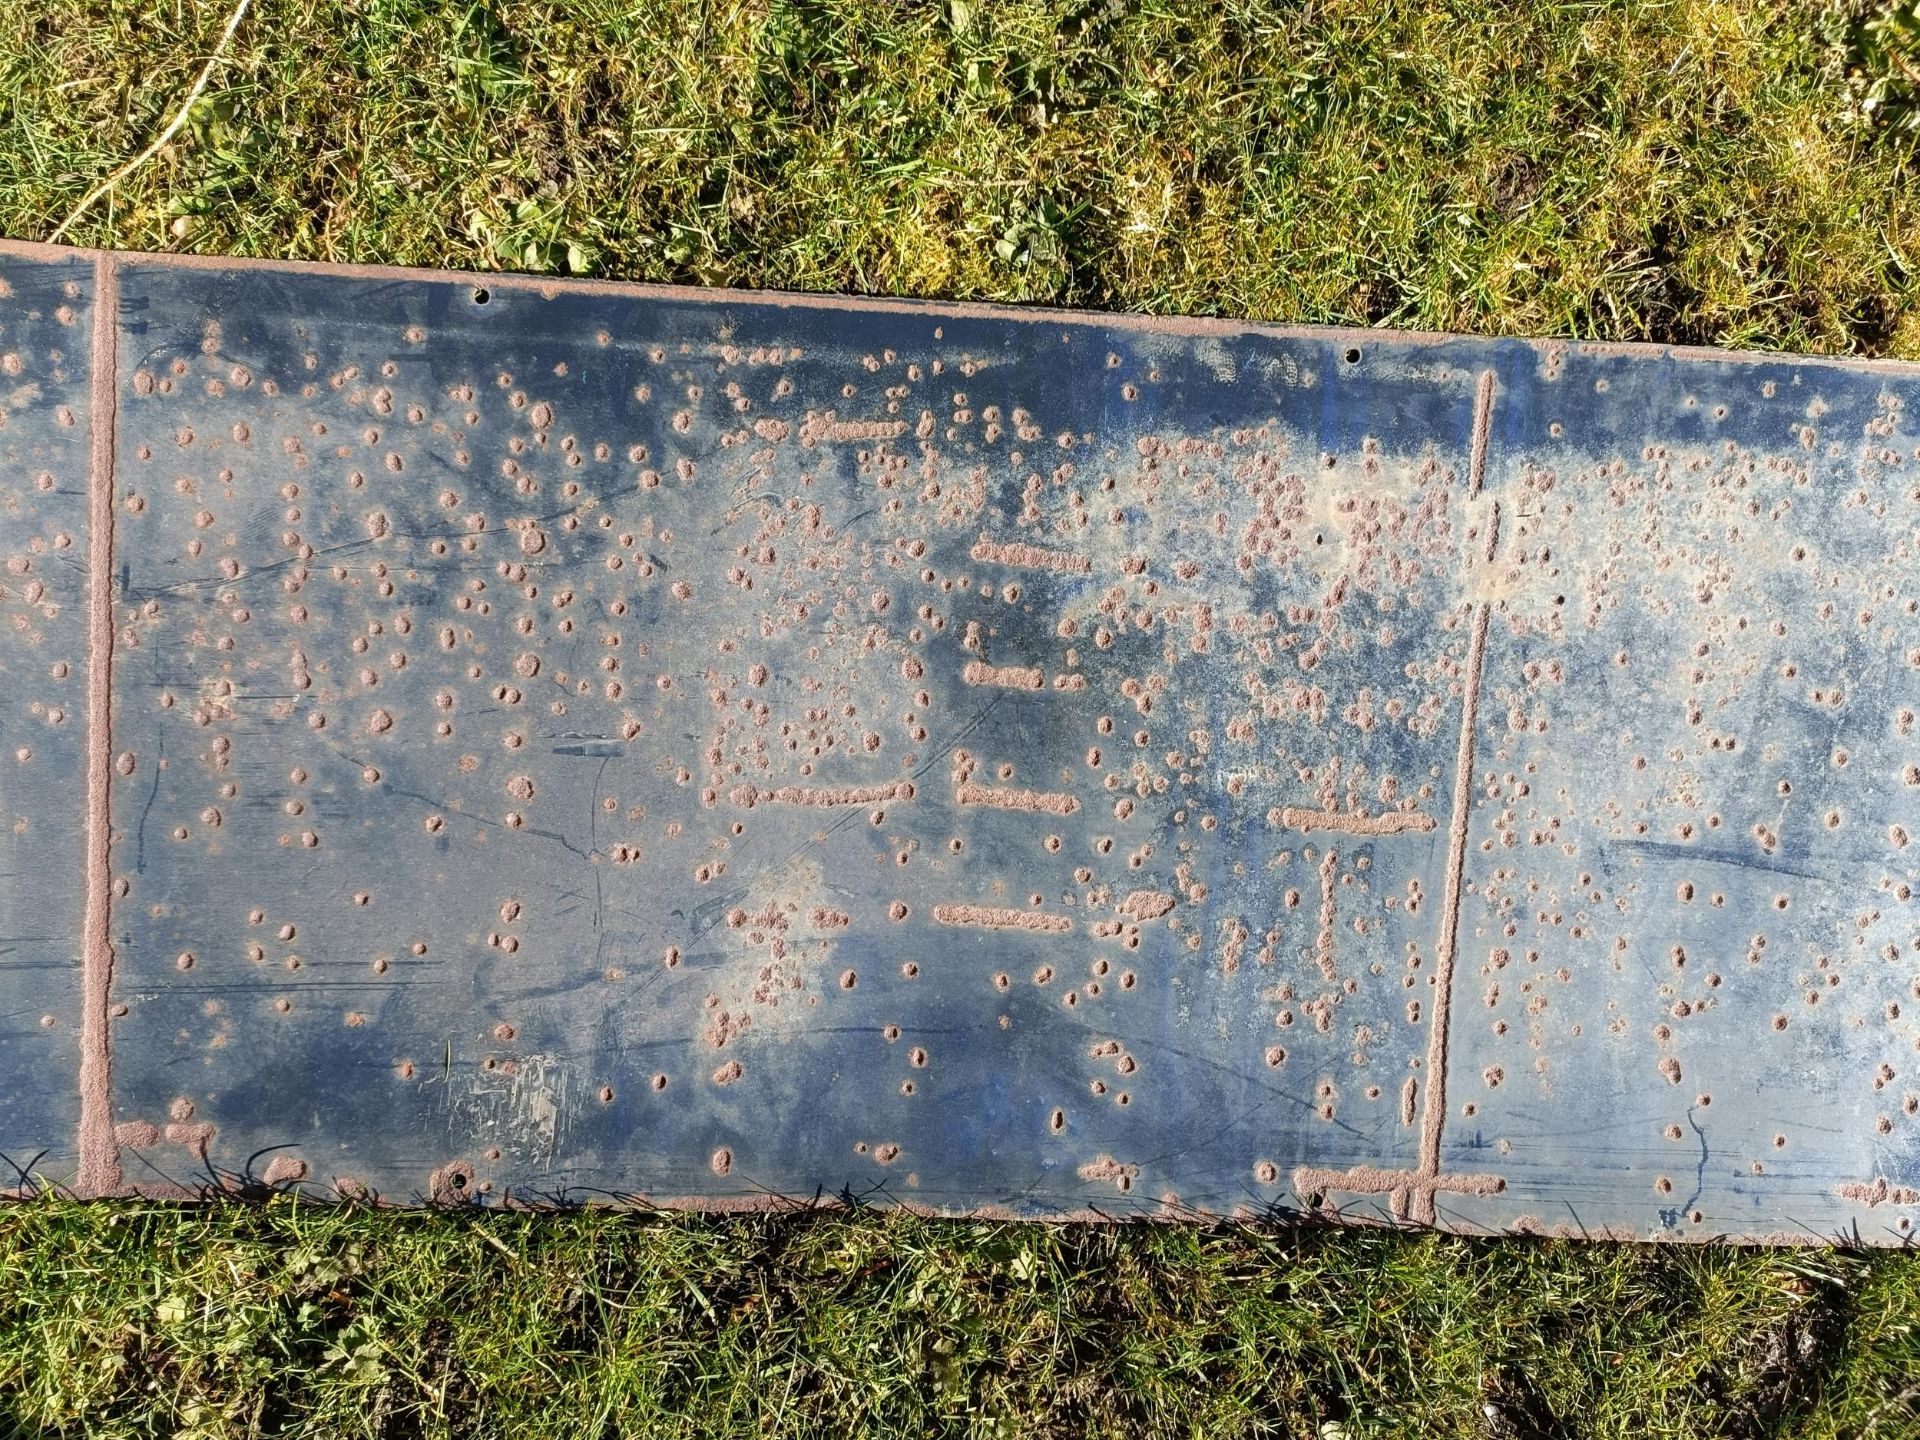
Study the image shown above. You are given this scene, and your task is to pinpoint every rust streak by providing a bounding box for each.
[1411,600,1492,1222]
[1294,1163,1505,1201]
[955,781,1079,816]
[1280,807,1436,837]
[803,415,907,444]
[932,903,1072,933]
[1314,848,1339,983]
[729,781,913,809]
[78,251,120,1197]
[1118,890,1175,921]
[961,660,1045,691]
[969,537,1093,576]
[1468,368,1495,497]
[1838,1178,1920,1207]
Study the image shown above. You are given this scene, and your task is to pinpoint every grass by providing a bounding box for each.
[2,1198,1919,1438]
[0,0,1917,353]
[0,0,1917,1434]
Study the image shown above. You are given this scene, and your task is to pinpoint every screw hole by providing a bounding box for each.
[449,1170,468,1189]
[1343,346,1362,365]
[471,287,491,306]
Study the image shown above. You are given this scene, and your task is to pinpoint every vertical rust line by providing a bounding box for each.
[78,249,121,1196]
[1313,847,1339,982]
[1411,601,1490,1219]
[1468,368,1495,497]
[1408,367,1500,1223]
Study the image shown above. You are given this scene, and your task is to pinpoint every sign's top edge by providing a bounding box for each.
[3,235,1917,381]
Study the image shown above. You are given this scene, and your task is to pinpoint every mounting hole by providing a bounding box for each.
[1343,346,1362,365]
[471,286,491,306]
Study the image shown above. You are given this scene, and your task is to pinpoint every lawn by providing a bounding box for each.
[1,0,1919,1434]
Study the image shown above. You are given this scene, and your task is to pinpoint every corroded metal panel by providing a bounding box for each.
[4,240,1919,1239]
[0,249,96,1189]
[1438,347,1920,1242]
